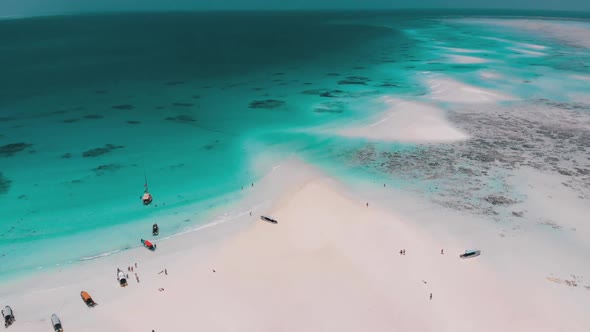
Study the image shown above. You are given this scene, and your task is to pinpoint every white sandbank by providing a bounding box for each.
[506,47,547,57]
[437,46,487,54]
[446,54,491,64]
[427,76,516,103]
[336,97,468,143]
[2,159,590,332]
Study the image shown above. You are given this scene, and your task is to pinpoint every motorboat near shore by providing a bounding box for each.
[141,239,156,251]
[2,305,14,328]
[117,270,128,287]
[260,215,278,224]
[460,249,481,259]
[80,291,97,307]
[51,314,63,332]
[152,223,159,236]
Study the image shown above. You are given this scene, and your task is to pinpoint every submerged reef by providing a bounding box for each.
[165,115,197,123]
[62,118,80,123]
[112,104,135,110]
[0,143,33,157]
[126,120,141,125]
[345,100,590,219]
[82,144,124,158]
[314,101,346,114]
[248,99,285,110]
[84,114,104,119]
[0,172,11,194]
[338,76,371,85]
[93,163,123,175]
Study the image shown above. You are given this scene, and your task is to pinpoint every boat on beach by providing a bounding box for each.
[260,215,278,224]
[51,314,63,332]
[141,239,156,251]
[152,223,159,236]
[460,249,481,259]
[117,270,128,287]
[2,305,15,328]
[80,291,98,307]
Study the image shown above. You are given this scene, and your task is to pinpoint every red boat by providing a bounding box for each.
[141,239,156,251]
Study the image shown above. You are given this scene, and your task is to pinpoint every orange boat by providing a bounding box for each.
[80,291,97,307]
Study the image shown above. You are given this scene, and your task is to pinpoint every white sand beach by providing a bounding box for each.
[3,157,590,332]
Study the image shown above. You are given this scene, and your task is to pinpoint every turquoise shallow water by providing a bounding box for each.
[1,10,589,279]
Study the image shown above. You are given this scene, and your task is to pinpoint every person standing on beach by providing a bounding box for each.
[430,293,433,300]
[441,249,444,254]
[165,268,168,275]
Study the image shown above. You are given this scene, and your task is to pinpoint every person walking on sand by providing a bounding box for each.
[430,293,433,300]
[441,249,444,254]
[366,202,369,207]
[399,250,403,255]
[165,268,168,275]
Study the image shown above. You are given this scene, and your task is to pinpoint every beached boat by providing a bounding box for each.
[152,223,159,236]
[80,291,97,307]
[141,238,156,251]
[117,270,128,287]
[460,249,481,259]
[142,173,153,205]
[51,314,63,332]
[2,305,15,328]
[260,215,278,224]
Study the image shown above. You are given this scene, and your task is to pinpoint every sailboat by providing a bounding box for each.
[141,172,153,206]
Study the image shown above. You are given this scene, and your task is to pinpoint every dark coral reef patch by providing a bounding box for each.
[112,104,135,110]
[0,172,11,194]
[249,100,285,110]
[93,163,123,175]
[165,115,197,123]
[82,144,124,158]
[1,143,33,157]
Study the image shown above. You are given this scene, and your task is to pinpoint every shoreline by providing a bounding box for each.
[3,159,589,332]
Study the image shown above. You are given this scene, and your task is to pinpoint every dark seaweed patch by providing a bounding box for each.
[314,101,346,114]
[84,114,104,119]
[82,144,124,158]
[302,89,349,98]
[338,76,371,85]
[94,89,109,94]
[0,117,16,122]
[0,143,33,157]
[112,104,135,110]
[61,153,72,159]
[353,66,365,69]
[126,120,141,125]
[192,95,201,99]
[172,102,194,107]
[62,118,80,123]
[326,73,340,76]
[272,72,285,76]
[249,100,285,110]
[155,106,166,110]
[165,115,197,123]
[0,172,11,194]
[93,163,123,175]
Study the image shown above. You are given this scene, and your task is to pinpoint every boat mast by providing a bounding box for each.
[144,171,149,193]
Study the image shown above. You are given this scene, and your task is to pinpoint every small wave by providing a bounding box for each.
[81,249,122,261]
